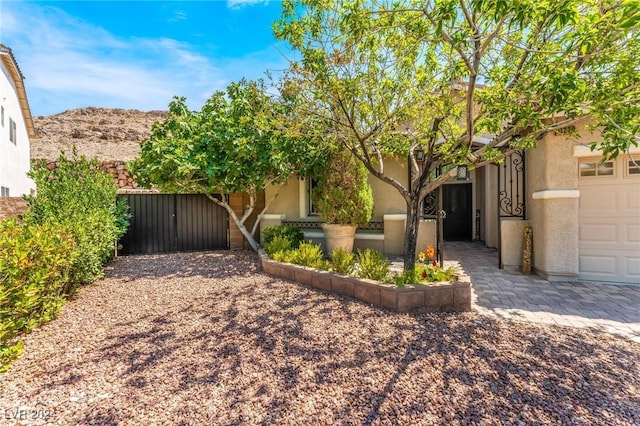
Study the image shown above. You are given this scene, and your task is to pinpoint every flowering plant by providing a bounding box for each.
[415,245,456,283]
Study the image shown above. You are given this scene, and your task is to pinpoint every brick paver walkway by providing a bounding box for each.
[443,241,640,342]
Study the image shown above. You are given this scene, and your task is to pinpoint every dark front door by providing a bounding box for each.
[443,183,472,241]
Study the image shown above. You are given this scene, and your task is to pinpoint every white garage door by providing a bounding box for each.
[578,155,640,283]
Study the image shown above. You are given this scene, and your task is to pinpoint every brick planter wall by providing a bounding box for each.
[258,250,471,313]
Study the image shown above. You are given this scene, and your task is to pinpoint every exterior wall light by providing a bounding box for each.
[456,165,469,180]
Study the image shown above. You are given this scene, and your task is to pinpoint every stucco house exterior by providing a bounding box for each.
[260,123,640,284]
[0,44,35,197]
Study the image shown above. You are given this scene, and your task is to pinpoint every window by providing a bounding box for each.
[308,178,318,215]
[1,186,9,197]
[629,159,640,175]
[9,118,16,144]
[579,161,614,177]
[1,106,4,127]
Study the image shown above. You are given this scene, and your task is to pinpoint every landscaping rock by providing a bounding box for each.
[1,251,638,425]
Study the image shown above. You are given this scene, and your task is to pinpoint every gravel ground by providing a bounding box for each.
[1,251,638,425]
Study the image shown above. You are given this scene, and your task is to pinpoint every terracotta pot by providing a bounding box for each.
[322,223,357,254]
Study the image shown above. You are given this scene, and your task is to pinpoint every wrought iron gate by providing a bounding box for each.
[497,150,526,268]
[422,188,445,265]
[118,194,229,255]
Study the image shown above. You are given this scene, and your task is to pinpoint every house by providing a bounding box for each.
[260,123,640,284]
[0,44,35,198]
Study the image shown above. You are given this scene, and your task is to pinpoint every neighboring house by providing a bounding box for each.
[261,123,640,284]
[0,44,35,197]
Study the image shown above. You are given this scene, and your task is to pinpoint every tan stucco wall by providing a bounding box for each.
[265,157,408,221]
[484,165,499,248]
[501,219,532,267]
[525,126,601,280]
[369,158,408,219]
[416,219,437,253]
[383,214,406,255]
[265,177,304,220]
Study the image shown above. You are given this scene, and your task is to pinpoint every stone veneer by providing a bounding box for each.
[258,250,471,313]
[42,160,137,189]
[0,197,28,220]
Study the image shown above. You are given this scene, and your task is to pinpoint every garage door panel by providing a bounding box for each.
[579,224,616,243]
[578,156,639,283]
[579,254,617,274]
[626,189,639,209]
[628,224,640,243]
[579,190,616,211]
[580,186,639,217]
[627,257,640,277]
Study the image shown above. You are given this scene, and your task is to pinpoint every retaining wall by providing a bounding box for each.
[258,250,471,313]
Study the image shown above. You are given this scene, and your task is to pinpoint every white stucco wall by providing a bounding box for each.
[0,60,33,196]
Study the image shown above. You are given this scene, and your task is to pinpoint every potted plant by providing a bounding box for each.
[313,149,373,253]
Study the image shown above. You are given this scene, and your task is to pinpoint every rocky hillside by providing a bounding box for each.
[31,107,167,162]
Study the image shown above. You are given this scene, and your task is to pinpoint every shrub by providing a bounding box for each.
[291,241,326,268]
[356,248,390,282]
[264,235,294,257]
[393,268,418,287]
[24,150,130,288]
[262,225,304,251]
[0,219,77,372]
[271,249,297,263]
[330,247,355,275]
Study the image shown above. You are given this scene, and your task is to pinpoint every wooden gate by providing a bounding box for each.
[118,194,229,254]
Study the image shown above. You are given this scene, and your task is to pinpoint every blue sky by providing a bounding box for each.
[0,0,292,116]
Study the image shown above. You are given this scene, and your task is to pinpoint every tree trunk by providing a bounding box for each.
[203,192,260,252]
[403,196,421,271]
[228,207,260,252]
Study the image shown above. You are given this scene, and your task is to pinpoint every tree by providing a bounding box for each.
[274,0,639,270]
[130,79,324,252]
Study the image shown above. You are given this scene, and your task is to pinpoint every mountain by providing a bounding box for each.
[31,107,167,162]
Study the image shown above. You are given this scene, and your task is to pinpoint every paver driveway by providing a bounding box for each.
[443,241,640,342]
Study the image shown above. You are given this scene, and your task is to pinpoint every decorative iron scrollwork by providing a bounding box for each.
[498,150,525,218]
[422,189,439,218]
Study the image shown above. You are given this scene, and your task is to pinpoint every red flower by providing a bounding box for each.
[432,260,437,267]
[421,270,427,278]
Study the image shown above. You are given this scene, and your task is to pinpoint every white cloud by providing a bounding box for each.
[227,0,269,10]
[169,10,188,22]
[0,2,287,116]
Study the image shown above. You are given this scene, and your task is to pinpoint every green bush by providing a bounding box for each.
[0,219,77,372]
[271,249,296,263]
[356,248,390,282]
[393,268,417,287]
[264,235,294,257]
[291,241,326,268]
[24,150,130,289]
[330,247,355,275]
[262,225,304,252]
[270,241,329,270]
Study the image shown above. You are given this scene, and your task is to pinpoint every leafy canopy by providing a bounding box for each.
[276,0,639,187]
[131,79,323,196]
[274,0,639,269]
